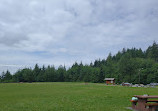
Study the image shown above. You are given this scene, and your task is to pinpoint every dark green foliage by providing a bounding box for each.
[146,41,158,62]
[0,70,12,82]
[57,65,66,82]
[0,42,158,84]
[98,66,105,83]
[33,64,41,82]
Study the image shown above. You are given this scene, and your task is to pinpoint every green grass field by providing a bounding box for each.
[0,82,157,111]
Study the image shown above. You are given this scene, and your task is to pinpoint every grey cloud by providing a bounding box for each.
[0,32,27,46]
[0,0,158,73]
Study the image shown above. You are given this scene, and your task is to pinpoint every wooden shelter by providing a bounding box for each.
[104,78,115,85]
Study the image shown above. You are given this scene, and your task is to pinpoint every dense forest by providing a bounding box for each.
[1,42,158,84]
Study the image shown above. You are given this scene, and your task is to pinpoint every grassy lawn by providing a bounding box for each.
[0,82,157,111]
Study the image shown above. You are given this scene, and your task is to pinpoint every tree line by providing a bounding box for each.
[1,42,158,84]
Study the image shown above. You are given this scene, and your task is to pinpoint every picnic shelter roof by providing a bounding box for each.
[104,78,115,80]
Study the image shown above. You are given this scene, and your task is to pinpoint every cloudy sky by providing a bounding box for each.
[0,0,158,73]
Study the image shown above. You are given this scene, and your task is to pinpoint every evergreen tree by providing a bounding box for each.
[1,41,158,84]
[33,64,41,82]
[146,41,158,62]
[1,70,12,82]
[98,66,105,83]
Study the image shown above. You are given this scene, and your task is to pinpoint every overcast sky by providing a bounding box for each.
[0,0,158,74]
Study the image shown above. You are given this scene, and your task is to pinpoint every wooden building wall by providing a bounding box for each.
[106,80,115,85]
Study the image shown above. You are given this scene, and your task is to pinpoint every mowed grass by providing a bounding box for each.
[0,83,157,111]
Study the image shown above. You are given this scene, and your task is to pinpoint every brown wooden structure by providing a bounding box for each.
[104,78,115,85]
[130,95,158,111]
